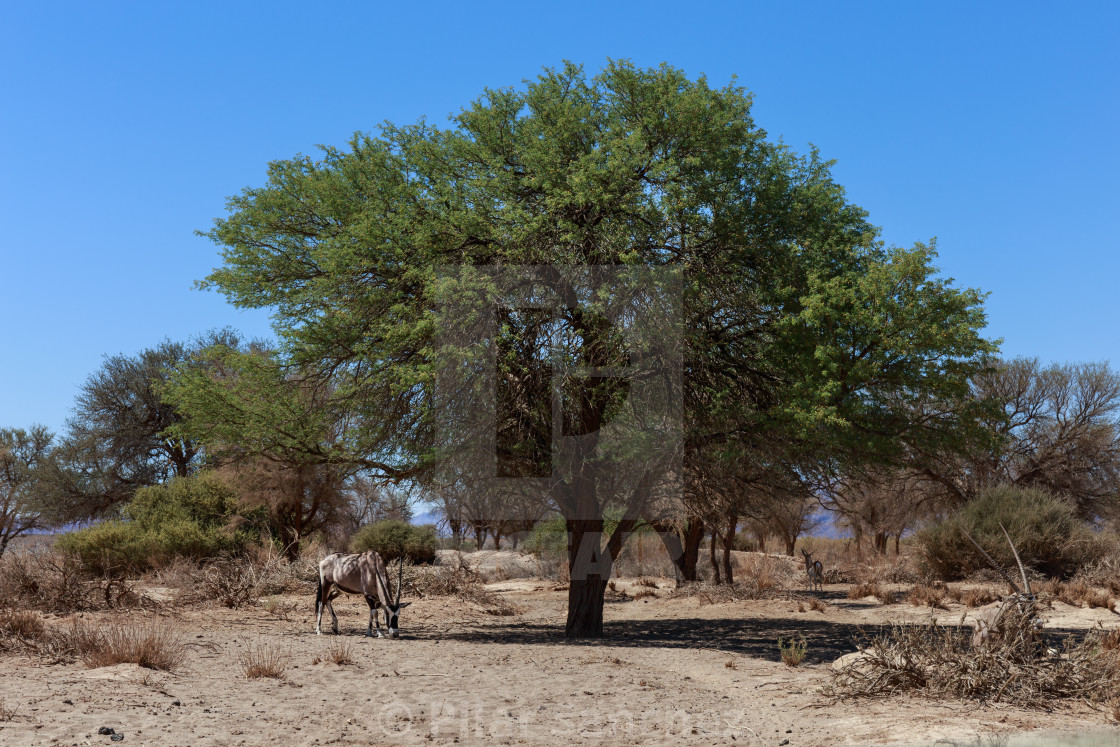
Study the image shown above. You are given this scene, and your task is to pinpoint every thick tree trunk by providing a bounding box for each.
[709,529,722,584]
[721,513,736,585]
[473,526,486,550]
[893,533,901,556]
[784,534,796,556]
[873,531,888,555]
[493,530,503,551]
[564,518,615,638]
[755,532,766,554]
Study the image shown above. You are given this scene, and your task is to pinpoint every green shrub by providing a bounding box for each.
[349,521,437,564]
[524,515,567,555]
[917,486,1104,581]
[55,472,266,574]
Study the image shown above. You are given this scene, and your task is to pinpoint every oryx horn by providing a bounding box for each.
[396,555,404,606]
[961,528,1021,594]
[1000,522,1032,595]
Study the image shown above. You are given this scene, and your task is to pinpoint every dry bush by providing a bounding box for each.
[632,589,658,600]
[961,587,1000,608]
[0,698,17,722]
[613,534,675,578]
[0,609,45,642]
[737,553,793,595]
[0,546,160,613]
[239,640,289,679]
[808,596,827,612]
[405,561,522,616]
[828,606,1120,708]
[325,638,354,666]
[636,577,659,588]
[907,584,948,609]
[1100,628,1120,652]
[848,582,883,600]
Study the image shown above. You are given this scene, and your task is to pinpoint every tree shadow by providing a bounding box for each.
[408,616,1094,665]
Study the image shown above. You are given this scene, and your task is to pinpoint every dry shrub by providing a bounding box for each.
[71,620,186,670]
[674,580,779,605]
[325,638,354,666]
[828,606,1120,708]
[907,584,948,609]
[405,562,522,616]
[0,546,158,613]
[636,577,659,588]
[239,640,289,679]
[808,597,827,612]
[0,609,45,641]
[848,582,882,600]
[1100,628,1120,652]
[737,553,791,595]
[632,589,658,600]
[725,659,738,670]
[961,587,1000,608]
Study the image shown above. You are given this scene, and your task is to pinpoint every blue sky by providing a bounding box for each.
[2,2,1117,436]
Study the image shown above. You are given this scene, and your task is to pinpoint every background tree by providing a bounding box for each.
[196,61,995,637]
[46,330,249,520]
[0,425,55,557]
[165,344,359,558]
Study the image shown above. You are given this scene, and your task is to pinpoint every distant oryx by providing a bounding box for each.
[963,524,1041,649]
[315,551,410,638]
[801,549,824,592]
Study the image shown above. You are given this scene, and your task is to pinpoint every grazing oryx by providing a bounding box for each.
[962,524,1041,649]
[315,551,410,638]
[801,549,824,592]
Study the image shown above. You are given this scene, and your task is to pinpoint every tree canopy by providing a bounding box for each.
[195,60,996,636]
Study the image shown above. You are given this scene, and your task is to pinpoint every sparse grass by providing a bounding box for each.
[239,640,289,679]
[0,698,17,722]
[779,634,807,667]
[725,659,738,670]
[808,596,827,612]
[636,577,659,588]
[325,638,354,665]
[632,589,658,600]
[1100,628,1120,652]
[76,621,187,671]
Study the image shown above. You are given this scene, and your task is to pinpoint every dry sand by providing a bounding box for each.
[1,573,1119,746]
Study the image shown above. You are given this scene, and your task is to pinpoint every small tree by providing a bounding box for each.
[0,426,54,557]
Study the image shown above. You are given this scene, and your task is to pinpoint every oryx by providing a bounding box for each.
[315,551,410,638]
[801,549,823,592]
[962,524,1041,649]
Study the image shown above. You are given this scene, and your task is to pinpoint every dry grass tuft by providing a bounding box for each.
[0,609,46,641]
[1100,628,1120,652]
[636,577,659,588]
[907,584,948,609]
[239,640,289,679]
[808,596,827,612]
[325,638,354,666]
[960,587,1000,608]
[0,698,17,722]
[632,589,658,600]
[76,621,187,670]
[725,659,738,670]
[828,605,1120,709]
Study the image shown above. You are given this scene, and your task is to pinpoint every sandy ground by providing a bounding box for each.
[2,573,1119,746]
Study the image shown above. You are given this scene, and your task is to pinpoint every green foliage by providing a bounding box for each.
[55,472,266,574]
[917,485,1104,580]
[525,515,567,555]
[349,520,437,564]
[778,634,808,667]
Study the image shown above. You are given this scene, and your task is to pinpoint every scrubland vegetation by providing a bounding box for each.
[3,62,1120,742]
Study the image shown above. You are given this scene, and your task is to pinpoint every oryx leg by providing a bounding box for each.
[365,595,380,637]
[316,581,340,635]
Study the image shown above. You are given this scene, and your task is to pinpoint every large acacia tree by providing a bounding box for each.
[198,61,994,637]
